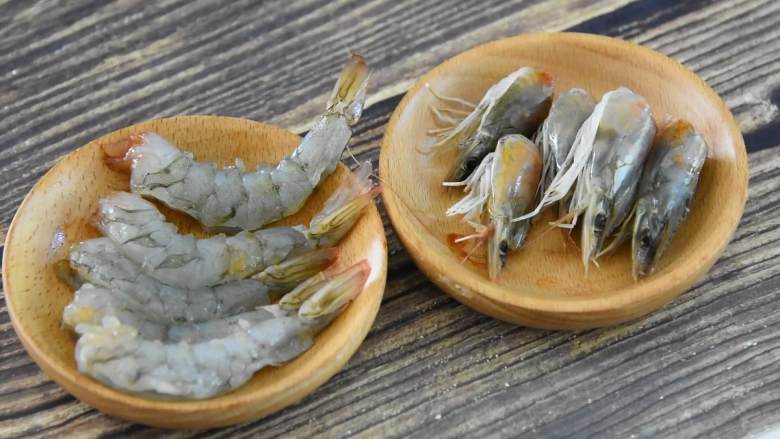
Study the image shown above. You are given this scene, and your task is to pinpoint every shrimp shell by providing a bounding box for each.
[516,87,655,270]
[537,89,595,216]
[446,135,541,279]
[632,119,707,278]
[429,67,552,182]
[486,134,542,279]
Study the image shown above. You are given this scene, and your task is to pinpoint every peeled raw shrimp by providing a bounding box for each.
[95,162,376,288]
[70,261,370,399]
[63,284,168,340]
[68,237,337,323]
[425,67,552,181]
[103,54,369,231]
[632,119,707,278]
[517,87,656,270]
[537,89,595,216]
[446,134,542,279]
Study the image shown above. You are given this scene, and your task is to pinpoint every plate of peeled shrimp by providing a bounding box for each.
[380,32,748,329]
[2,55,387,428]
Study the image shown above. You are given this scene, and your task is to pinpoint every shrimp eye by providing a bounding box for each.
[465,156,479,172]
[594,213,607,231]
[640,233,652,249]
[499,241,508,255]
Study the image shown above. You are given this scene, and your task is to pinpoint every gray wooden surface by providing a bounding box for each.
[1,0,780,437]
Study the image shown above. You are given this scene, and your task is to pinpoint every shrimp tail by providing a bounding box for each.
[306,161,379,247]
[254,247,339,292]
[297,260,370,321]
[281,260,369,319]
[326,53,369,125]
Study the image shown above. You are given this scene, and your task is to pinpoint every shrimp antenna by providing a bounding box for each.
[426,83,477,109]
[430,106,461,128]
[428,126,455,135]
[462,235,486,263]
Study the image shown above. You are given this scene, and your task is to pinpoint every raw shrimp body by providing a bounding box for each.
[632,119,707,278]
[538,89,595,213]
[486,135,542,279]
[432,67,552,181]
[70,262,370,399]
[97,192,310,288]
[116,55,369,231]
[96,162,375,288]
[577,88,656,266]
[63,284,168,340]
[63,282,278,341]
[446,135,541,279]
[522,88,655,269]
[69,238,335,323]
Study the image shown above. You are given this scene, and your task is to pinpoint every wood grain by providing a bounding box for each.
[0,0,635,230]
[1,0,780,437]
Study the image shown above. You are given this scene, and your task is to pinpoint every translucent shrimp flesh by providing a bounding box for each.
[103,54,369,231]
[426,67,552,182]
[632,119,707,278]
[68,237,337,324]
[69,261,370,399]
[95,162,376,288]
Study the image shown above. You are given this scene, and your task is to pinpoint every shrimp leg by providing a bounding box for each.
[103,55,369,231]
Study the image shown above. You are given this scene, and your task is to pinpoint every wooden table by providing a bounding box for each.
[1,0,779,437]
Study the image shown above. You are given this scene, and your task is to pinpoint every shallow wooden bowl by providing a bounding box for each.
[380,32,747,330]
[2,116,387,428]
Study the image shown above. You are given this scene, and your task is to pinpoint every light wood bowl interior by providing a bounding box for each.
[2,116,387,429]
[380,32,747,329]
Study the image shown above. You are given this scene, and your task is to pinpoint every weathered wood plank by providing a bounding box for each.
[0,0,636,229]
[1,0,780,438]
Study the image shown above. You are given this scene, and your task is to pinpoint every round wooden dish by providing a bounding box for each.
[2,116,387,429]
[380,32,747,330]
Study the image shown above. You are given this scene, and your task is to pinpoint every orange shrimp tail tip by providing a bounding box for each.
[343,53,368,79]
[102,134,143,173]
[298,260,370,320]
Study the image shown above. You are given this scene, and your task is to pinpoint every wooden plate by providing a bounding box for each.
[2,116,387,428]
[379,32,747,329]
